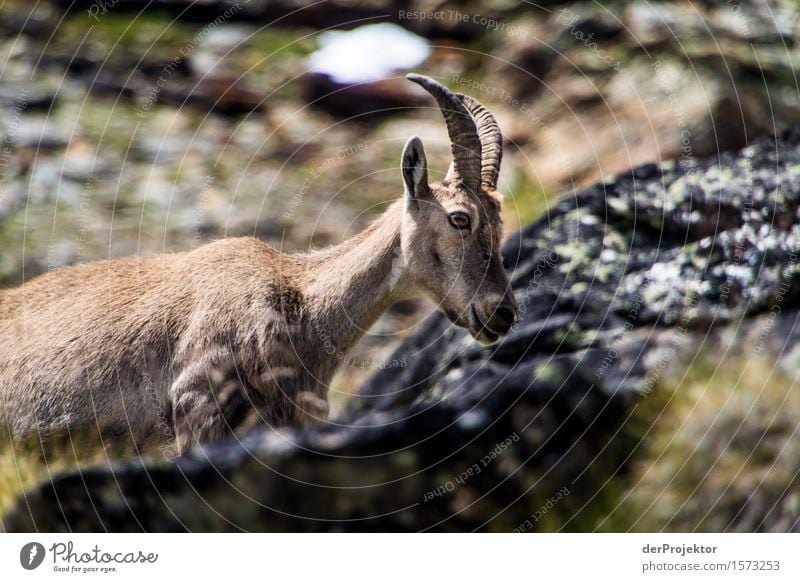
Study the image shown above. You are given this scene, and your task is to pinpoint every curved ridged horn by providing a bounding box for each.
[456,93,502,191]
[406,74,482,192]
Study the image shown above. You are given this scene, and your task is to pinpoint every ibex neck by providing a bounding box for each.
[302,200,411,355]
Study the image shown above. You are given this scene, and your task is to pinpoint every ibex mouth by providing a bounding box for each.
[469,304,500,345]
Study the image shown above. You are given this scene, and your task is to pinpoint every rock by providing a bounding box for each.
[302,73,428,121]
[0,83,56,111]
[143,73,266,116]
[5,129,800,532]
[51,0,392,29]
[3,116,71,150]
[625,2,705,46]
[484,0,800,192]
[0,4,53,39]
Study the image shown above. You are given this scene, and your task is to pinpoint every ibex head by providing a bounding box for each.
[400,74,519,344]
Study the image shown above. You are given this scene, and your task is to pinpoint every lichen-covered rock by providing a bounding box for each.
[5,129,800,532]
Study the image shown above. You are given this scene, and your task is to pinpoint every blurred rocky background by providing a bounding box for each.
[2,0,800,530]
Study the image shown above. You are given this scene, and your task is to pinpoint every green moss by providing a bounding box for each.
[0,428,148,524]
[503,168,552,230]
[509,349,799,533]
[66,94,140,150]
[612,352,800,532]
[245,28,315,59]
[61,11,194,56]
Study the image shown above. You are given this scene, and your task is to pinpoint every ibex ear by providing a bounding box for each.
[401,136,430,202]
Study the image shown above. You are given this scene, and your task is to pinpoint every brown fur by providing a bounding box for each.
[0,120,517,455]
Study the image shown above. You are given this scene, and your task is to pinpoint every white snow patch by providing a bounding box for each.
[308,23,430,84]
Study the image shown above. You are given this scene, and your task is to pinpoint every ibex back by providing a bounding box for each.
[0,75,519,453]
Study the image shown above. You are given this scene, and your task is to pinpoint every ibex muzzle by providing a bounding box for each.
[0,74,518,451]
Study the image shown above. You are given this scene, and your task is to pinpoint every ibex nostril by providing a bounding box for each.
[495,305,517,330]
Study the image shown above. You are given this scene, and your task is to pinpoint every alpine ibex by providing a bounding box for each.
[0,74,518,453]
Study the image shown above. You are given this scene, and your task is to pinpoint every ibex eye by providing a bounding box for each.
[448,211,471,230]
